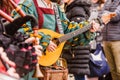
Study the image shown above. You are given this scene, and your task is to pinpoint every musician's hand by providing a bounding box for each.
[101,12,116,24]
[46,41,57,52]
[34,45,43,56]
[7,67,20,79]
[0,47,19,78]
[0,47,15,67]
[25,37,39,45]
[90,21,100,32]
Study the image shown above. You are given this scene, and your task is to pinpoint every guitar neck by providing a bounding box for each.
[58,24,92,43]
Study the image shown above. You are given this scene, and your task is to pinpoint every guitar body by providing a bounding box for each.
[38,29,66,66]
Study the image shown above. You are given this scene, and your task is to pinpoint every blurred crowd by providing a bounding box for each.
[0,0,120,80]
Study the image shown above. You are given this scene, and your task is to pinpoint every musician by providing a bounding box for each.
[0,0,20,79]
[12,0,100,54]
[0,0,40,79]
[11,0,100,80]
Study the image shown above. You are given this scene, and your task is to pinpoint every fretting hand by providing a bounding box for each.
[90,20,100,32]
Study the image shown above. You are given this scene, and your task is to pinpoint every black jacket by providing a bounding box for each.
[65,0,91,23]
[64,0,91,75]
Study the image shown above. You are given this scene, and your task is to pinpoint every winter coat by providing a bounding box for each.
[62,45,90,75]
[63,0,91,75]
[65,0,91,23]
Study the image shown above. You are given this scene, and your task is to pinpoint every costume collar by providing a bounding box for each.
[37,0,54,9]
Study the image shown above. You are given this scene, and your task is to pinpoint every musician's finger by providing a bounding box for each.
[25,37,35,43]
[49,46,56,52]
[50,41,57,47]
[51,42,57,49]
[35,49,42,56]
[47,41,57,52]
[38,45,43,50]
[90,28,95,32]
[90,24,98,32]
[0,47,4,53]
[1,52,16,67]
[34,45,43,50]
[7,61,16,67]
[7,67,20,79]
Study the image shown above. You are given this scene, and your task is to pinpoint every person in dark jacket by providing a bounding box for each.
[65,0,91,23]
[64,0,91,80]
[100,0,120,80]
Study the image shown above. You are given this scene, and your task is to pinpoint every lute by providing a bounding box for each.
[38,24,92,66]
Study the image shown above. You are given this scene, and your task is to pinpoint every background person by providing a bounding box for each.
[87,0,106,80]
[64,0,91,80]
[100,0,120,80]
